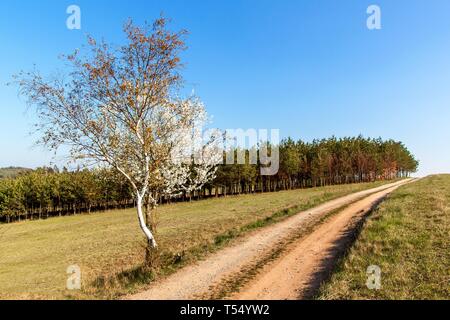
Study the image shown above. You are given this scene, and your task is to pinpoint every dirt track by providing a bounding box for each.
[128,179,412,300]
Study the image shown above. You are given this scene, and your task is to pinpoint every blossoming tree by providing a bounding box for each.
[15,18,221,259]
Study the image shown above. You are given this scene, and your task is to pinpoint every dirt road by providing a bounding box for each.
[232,186,404,300]
[128,179,412,300]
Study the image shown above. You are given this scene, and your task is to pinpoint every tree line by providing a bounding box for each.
[0,136,418,223]
[0,168,133,222]
[213,136,418,195]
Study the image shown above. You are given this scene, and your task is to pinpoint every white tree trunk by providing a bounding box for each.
[136,194,157,248]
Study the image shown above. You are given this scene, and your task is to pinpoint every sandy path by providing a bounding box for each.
[128,179,411,300]
[232,183,408,300]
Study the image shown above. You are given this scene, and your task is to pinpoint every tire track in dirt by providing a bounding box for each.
[231,183,411,300]
[127,179,412,300]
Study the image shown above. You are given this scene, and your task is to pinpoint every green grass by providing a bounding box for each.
[0,180,392,300]
[318,175,450,300]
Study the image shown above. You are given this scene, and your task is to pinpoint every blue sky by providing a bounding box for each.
[1,0,450,176]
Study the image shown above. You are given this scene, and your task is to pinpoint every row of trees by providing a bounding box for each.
[0,136,418,223]
[213,136,418,195]
[0,168,133,222]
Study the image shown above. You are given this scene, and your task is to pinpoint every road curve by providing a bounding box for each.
[232,183,408,300]
[127,179,412,300]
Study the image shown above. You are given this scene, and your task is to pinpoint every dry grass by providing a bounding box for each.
[0,180,391,300]
[317,175,450,300]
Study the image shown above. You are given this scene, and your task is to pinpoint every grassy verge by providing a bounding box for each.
[0,180,393,299]
[317,175,450,300]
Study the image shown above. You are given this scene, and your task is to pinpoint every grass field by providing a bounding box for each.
[318,175,450,300]
[0,180,393,300]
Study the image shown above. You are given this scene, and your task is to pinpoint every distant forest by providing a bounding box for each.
[0,136,418,223]
[0,167,32,179]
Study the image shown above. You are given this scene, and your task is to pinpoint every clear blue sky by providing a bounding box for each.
[1,0,450,176]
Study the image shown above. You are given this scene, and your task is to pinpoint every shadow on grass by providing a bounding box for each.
[306,197,387,300]
[92,265,155,293]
